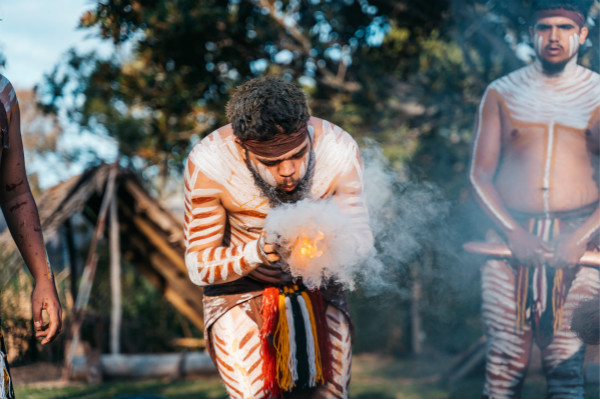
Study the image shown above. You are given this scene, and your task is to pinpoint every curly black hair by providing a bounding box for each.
[531,0,594,19]
[225,76,309,141]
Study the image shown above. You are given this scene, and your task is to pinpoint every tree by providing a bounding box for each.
[37,0,599,355]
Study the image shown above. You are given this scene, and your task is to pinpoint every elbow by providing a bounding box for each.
[185,252,209,287]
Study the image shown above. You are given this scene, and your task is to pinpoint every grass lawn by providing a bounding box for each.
[13,352,600,399]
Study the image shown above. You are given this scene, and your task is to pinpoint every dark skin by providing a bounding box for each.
[471,16,599,269]
[0,95,62,345]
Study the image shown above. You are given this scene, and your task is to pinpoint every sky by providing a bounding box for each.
[0,0,118,187]
[0,0,103,90]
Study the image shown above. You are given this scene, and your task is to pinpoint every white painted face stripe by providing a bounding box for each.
[253,160,277,187]
[568,33,579,58]
[576,219,600,246]
[469,88,516,231]
[536,34,543,54]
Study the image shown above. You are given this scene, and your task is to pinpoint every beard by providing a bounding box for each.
[540,57,570,75]
[245,147,315,207]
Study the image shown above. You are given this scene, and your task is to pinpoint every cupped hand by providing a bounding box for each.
[31,278,62,345]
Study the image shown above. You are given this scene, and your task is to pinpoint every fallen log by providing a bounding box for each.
[70,352,216,380]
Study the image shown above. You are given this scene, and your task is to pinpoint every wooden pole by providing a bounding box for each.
[109,190,122,354]
[64,218,78,303]
[62,163,118,380]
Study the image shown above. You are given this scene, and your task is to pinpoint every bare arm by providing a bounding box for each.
[184,155,267,286]
[0,100,61,345]
[469,88,547,267]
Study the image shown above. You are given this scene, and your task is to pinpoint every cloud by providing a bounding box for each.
[0,0,107,89]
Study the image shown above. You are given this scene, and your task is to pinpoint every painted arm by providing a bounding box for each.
[469,88,547,267]
[550,116,600,268]
[0,98,62,345]
[183,155,266,286]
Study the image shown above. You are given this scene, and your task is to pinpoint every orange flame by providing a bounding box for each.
[298,230,325,259]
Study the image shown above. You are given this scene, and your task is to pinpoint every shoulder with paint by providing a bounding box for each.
[487,64,535,97]
[188,125,236,163]
[0,73,19,121]
[579,66,600,103]
[310,116,360,155]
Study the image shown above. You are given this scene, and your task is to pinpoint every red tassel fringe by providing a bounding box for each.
[260,287,281,397]
[306,289,333,382]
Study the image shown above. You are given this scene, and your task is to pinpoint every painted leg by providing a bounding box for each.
[312,306,352,399]
[482,259,533,399]
[541,267,600,399]
[211,304,269,399]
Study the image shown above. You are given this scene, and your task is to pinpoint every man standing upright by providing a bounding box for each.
[184,76,372,398]
[469,1,599,398]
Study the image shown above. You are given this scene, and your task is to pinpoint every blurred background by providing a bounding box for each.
[0,0,598,398]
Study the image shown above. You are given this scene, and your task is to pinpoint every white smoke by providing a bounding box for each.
[262,140,450,292]
[263,199,367,290]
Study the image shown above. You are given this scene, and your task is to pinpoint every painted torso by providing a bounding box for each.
[186,116,361,246]
[490,62,600,214]
[184,117,365,329]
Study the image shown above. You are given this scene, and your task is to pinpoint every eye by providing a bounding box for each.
[291,146,308,159]
[291,150,306,160]
[259,159,279,167]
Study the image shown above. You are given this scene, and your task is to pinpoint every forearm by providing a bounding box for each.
[185,239,264,286]
[469,176,521,237]
[573,204,600,247]
[2,191,52,282]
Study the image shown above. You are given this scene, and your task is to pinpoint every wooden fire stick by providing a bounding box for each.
[463,241,600,267]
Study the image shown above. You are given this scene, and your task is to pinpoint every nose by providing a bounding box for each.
[278,160,295,178]
[549,26,559,41]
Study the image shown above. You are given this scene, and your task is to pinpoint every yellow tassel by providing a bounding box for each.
[275,292,292,391]
[516,267,528,331]
[552,269,564,333]
[301,291,324,384]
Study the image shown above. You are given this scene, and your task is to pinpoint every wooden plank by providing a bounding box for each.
[109,193,122,354]
[132,214,187,273]
[63,162,118,380]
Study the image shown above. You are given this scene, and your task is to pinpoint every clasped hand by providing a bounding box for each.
[248,231,291,284]
[507,228,585,269]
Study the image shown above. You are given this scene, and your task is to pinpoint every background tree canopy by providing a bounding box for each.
[34,0,599,355]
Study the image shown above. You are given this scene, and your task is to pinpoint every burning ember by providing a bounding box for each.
[297,230,325,259]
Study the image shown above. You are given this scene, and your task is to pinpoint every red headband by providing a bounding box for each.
[241,125,309,158]
[533,9,585,28]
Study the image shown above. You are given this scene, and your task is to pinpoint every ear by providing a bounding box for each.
[579,27,588,44]
[235,138,248,160]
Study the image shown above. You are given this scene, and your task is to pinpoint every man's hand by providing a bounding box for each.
[32,278,62,345]
[506,228,549,268]
[548,233,587,269]
[249,232,290,284]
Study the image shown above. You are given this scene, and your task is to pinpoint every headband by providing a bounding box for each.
[533,8,585,28]
[241,125,309,158]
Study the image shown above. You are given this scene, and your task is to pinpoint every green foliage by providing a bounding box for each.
[84,249,202,354]
[33,0,600,357]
